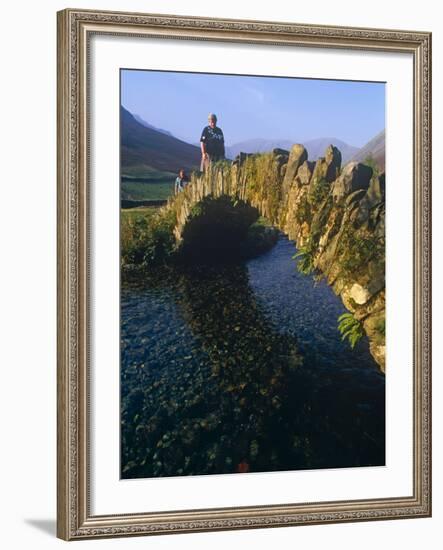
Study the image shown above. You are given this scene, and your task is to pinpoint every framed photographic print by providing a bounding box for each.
[57,8,432,540]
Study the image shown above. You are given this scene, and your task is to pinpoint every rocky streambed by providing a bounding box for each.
[121,236,385,479]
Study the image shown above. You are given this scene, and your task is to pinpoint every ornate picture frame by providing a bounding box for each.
[57,8,431,540]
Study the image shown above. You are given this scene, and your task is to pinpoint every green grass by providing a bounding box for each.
[121,181,174,201]
[121,165,177,201]
[121,164,176,179]
[121,165,177,200]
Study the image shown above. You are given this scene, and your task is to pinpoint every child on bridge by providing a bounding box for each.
[174,169,189,194]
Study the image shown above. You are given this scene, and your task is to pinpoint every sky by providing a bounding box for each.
[121,69,385,148]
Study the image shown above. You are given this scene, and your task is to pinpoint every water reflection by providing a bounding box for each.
[121,237,385,479]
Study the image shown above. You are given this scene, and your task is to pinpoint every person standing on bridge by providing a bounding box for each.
[200,113,225,171]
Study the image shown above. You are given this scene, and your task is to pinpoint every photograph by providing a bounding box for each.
[119,69,387,480]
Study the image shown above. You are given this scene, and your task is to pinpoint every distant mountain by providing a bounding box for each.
[226,137,359,163]
[133,114,173,137]
[121,107,201,174]
[304,138,358,164]
[350,130,385,171]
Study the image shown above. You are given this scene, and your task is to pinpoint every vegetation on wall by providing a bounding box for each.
[294,193,311,225]
[309,177,330,206]
[242,153,285,224]
[292,243,315,275]
[336,224,384,278]
[337,313,364,349]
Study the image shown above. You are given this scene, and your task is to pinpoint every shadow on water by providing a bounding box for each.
[121,236,385,479]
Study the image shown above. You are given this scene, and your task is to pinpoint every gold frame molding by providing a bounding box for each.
[57,8,432,541]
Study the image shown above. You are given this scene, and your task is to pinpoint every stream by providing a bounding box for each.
[121,235,385,478]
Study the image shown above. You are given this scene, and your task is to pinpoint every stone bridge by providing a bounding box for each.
[161,145,386,371]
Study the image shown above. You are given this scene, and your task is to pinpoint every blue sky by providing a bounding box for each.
[121,69,385,148]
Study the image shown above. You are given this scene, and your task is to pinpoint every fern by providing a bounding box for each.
[337,313,364,349]
[292,245,314,275]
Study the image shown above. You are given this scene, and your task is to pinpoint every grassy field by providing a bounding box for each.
[122,181,174,200]
[121,164,176,179]
[121,166,176,201]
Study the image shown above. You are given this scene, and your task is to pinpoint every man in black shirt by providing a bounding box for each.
[200,113,225,171]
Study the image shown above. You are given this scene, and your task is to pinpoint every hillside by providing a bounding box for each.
[121,107,201,175]
[133,114,173,137]
[350,130,385,171]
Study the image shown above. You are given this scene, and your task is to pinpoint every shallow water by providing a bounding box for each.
[121,236,385,479]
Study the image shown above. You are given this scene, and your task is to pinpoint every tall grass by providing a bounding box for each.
[121,207,176,268]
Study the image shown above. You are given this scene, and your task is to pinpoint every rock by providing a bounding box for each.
[308,159,330,204]
[366,261,385,296]
[269,149,289,179]
[370,344,385,373]
[298,223,310,246]
[272,147,290,157]
[317,233,338,271]
[364,311,386,372]
[316,206,351,271]
[364,289,385,315]
[363,311,385,342]
[324,144,342,181]
[296,160,315,186]
[349,283,371,305]
[332,274,347,296]
[311,157,328,183]
[309,145,342,187]
[341,287,358,312]
[353,173,386,226]
[332,162,373,203]
[366,173,385,207]
[233,152,252,165]
[282,144,308,195]
[345,189,367,206]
